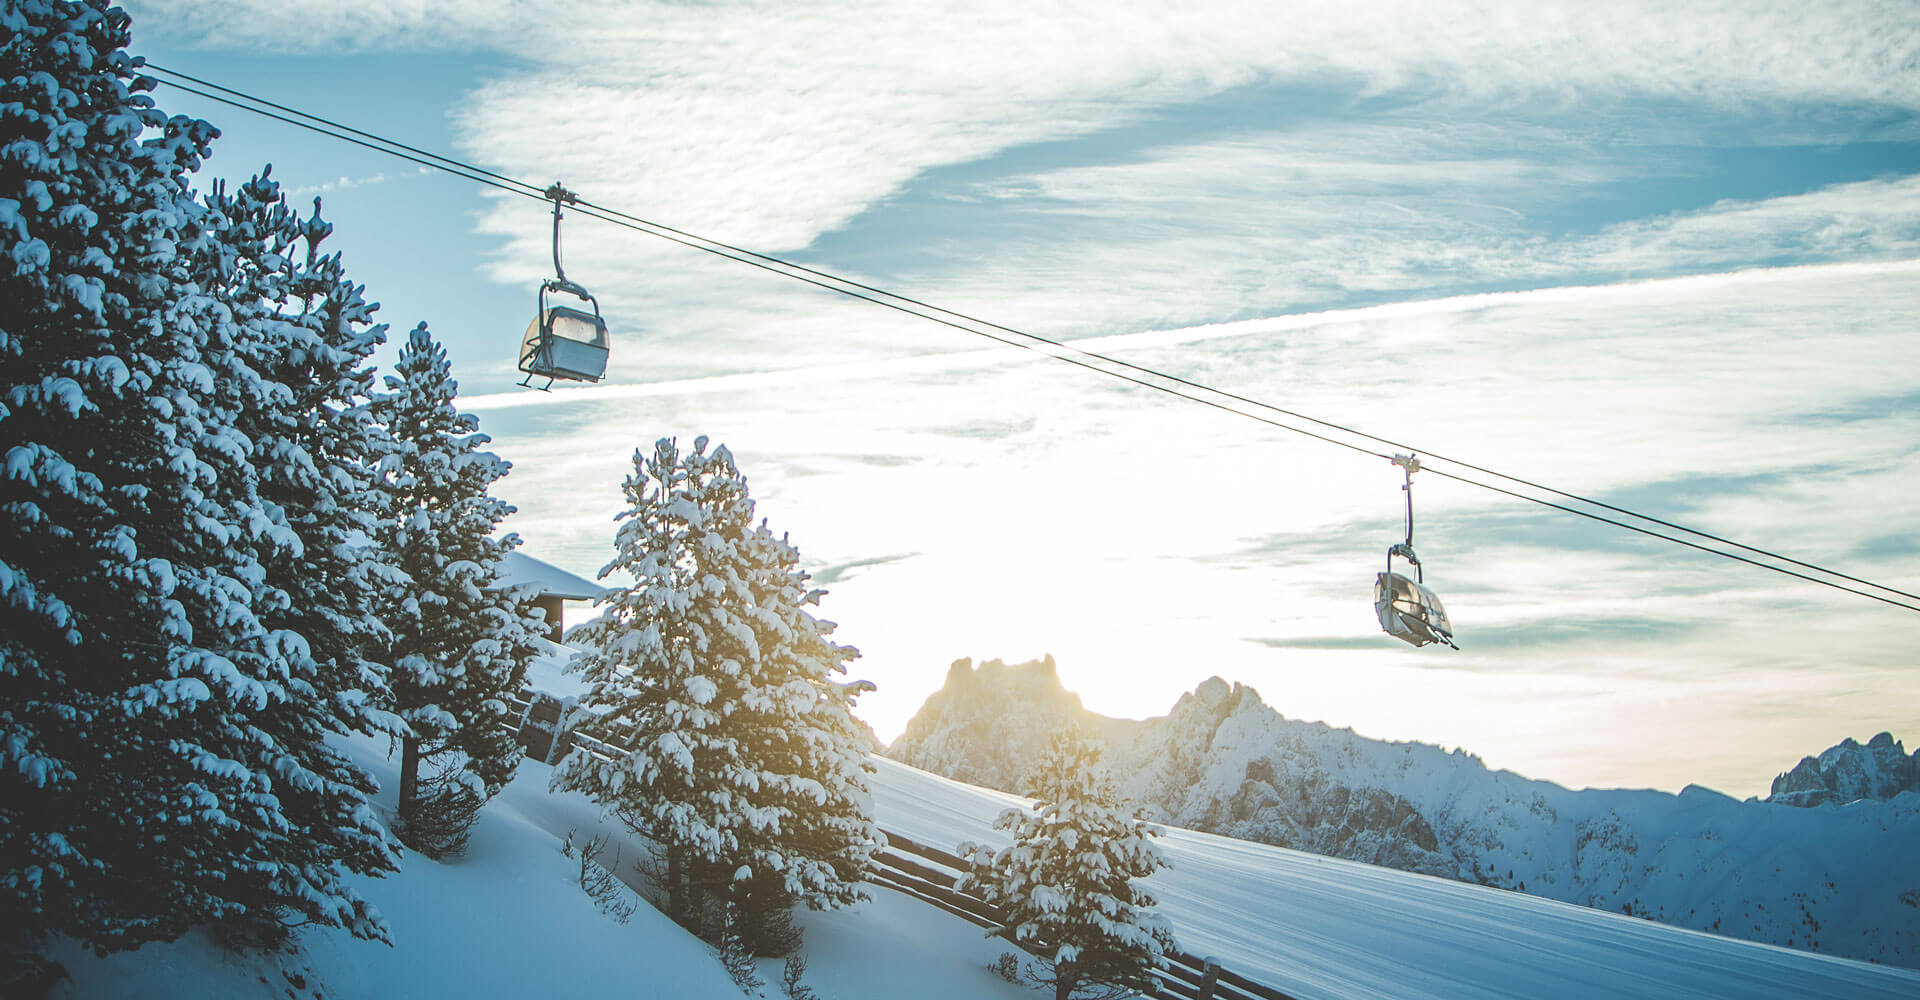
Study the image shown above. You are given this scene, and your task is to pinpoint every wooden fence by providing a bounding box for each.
[870,830,1297,1000]
[502,693,1298,1000]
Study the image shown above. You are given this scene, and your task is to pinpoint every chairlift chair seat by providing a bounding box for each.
[1375,570,1455,649]
[520,302,609,383]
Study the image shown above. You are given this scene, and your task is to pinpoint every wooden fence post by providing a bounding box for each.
[1200,956,1220,1000]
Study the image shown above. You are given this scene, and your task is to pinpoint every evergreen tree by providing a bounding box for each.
[725,520,880,945]
[1,0,398,954]
[960,731,1177,1000]
[553,437,878,947]
[553,436,761,928]
[200,171,403,747]
[371,323,544,856]
[185,169,411,942]
[184,169,406,944]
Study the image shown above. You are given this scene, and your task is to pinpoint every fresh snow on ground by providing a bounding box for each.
[520,636,591,700]
[52,736,1032,1000]
[54,733,741,1000]
[55,742,1920,999]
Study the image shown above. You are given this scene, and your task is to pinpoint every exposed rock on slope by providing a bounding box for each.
[1103,678,1453,875]
[886,665,1920,968]
[1769,732,1920,807]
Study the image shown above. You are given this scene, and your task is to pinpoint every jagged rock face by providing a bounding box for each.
[885,656,1089,792]
[1768,732,1920,807]
[1101,678,1456,875]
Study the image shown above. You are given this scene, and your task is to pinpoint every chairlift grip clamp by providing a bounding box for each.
[542,277,594,301]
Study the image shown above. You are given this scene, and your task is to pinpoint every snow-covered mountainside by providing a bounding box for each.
[1768,731,1920,807]
[872,757,1920,1000]
[886,660,1920,968]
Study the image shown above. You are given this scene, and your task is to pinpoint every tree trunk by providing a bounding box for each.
[667,844,690,930]
[397,734,421,827]
[1054,965,1077,1000]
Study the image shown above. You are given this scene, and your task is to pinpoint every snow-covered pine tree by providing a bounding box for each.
[552,436,764,929]
[371,323,544,856]
[724,519,880,947]
[182,169,405,943]
[1,0,396,955]
[199,170,403,747]
[553,437,879,948]
[959,730,1177,1000]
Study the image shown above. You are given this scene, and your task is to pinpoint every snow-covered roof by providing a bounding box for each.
[496,551,601,601]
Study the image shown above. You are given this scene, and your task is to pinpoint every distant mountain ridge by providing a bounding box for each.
[885,658,1920,968]
[1770,732,1920,807]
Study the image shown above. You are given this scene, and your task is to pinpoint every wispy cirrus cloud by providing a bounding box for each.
[283,166,433,197]
[930,151,1920,336]
[136,1,1920,275]
[134,1,1920,390]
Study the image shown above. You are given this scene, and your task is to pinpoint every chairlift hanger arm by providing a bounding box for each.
[545,182,578,284]
[1393,451,1419,551]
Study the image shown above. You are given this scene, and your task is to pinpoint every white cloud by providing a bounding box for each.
[1568,176,1920,273]
[135,1,1920,393]
[282,167,433,196]
[864,168,1920,364]
[137,1,1920,258]
[463,135,1920,399]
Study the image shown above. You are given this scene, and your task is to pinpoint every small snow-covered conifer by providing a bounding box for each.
[371,323,544,855]
[553,437,878,947]
[553,436,763,927]
[960,731,1177,1000]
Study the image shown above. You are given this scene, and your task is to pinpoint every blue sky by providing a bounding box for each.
[124,1,1920,797]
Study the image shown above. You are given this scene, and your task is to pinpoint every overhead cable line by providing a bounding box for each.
[140,63,1920,616]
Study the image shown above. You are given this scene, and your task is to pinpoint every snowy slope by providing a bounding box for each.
[53,734,744,1000]
[55,733,1920,1000]
[1117,680,1920,966]
[870,756,1920,1000]
[52,735,1038,1000]
[891,665,1920,966]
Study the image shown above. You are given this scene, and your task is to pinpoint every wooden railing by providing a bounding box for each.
[871,830,1298,1000]
[501,693,1298,1000]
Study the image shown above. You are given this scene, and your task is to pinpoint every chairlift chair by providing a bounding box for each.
[518,183,610,389]
[1375,454,1458,649]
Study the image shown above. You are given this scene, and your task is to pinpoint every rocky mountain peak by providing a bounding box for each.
[884,655,1090,792]
[1170,675,1265,722]
[1768,731,1919,807]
